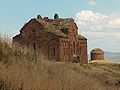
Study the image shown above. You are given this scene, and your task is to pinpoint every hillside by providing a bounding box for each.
[0,36,120,90]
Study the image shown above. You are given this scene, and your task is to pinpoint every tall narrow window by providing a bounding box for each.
[33,43,36,50]
[53,48,55,56]
[73,42,75,54]
[79,48,81,55]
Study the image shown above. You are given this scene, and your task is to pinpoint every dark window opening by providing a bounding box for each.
[73,56,80,63]
[50,47,55,56]
[33,29,35,33]
[73,42,75,54]
[50,48,52,52]
[33,43,36,50]
[77,56,80,62]
[79,48,81,55]
[53,48,55,56]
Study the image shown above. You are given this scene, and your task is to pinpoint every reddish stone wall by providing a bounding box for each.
[59,38,70,61]
[91,49,104,60]
[79,40,88,64]
[91,53,104,60]
[13,16,88,64]
[13,19,60,61]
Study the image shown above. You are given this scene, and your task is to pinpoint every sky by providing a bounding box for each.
[0,0,120,52]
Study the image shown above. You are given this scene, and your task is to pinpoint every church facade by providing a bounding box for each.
[13,14,88,64]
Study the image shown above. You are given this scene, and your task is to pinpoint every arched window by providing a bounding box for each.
[53,48,55,56]
[50,47,55,56]
[33,43,36,50]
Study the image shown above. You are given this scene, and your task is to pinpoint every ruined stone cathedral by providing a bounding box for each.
[13,14,88,64]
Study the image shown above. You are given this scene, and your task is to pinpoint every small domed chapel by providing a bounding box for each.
[13,14,88,64]
[91,48,104,60]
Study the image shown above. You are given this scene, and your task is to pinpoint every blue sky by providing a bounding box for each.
[0,0,120,52]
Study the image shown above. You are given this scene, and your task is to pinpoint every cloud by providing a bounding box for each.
[75,10,120,38]
[76,10,108,27]
[87,0,97,6]
[75,10,120,52]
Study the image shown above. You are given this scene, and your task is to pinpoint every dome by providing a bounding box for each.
[90,48,104,60]
[91,48,104,54]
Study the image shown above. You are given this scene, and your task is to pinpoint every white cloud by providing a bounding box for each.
[76,10,108,27]
[75,10,120,52]
[75,10,120,38]
[109,19,120,25]
[87,0,97,6]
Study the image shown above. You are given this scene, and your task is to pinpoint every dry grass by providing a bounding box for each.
[0,36,120,90]
[90,60,113,64]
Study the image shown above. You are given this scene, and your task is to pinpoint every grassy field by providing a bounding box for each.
[0,36,120,90]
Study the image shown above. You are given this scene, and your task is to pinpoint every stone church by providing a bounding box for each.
[13,14,88,64]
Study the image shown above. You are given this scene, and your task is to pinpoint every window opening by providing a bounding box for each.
[33,43,36,50]
[53,48,55,56]
[33,29,35,32]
